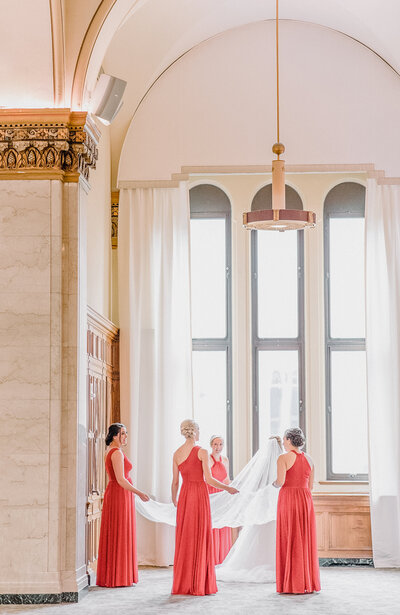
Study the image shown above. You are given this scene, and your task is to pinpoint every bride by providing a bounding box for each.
[215,436,281,583]
[135,436,282,583]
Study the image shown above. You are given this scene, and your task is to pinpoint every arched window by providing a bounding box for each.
[251,184,305,451]
[324,182,367,480]
[189,185,232,465]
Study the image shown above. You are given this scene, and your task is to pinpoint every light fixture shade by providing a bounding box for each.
[243,208,316,231]
[243,158,316,231]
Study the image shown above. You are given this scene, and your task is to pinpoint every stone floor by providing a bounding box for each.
[2,566,400,615]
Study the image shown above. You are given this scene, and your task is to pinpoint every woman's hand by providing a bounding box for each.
[172,499,177,508]
[270,435,282,449]
[139,491,150,502]
[226,485,239,495]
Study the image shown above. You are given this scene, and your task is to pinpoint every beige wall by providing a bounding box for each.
[118,20,400,184]
[87,121,112,320]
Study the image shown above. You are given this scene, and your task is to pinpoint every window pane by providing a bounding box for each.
[192,351,227,449]
[331,350,368,475]
[330,218,365,338]
[190,219,226,338]
[258,350,299,443]
[257,231,298,338]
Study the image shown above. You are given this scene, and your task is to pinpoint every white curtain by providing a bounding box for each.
[118,185,193,565]
[366,179,400,568]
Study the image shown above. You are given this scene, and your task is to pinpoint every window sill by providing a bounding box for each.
[318,481,369,485]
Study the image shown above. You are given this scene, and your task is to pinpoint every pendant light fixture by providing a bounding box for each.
[243,0,316,231]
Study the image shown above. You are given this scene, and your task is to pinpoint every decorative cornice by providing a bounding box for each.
[111,190,119,249]
[0,109,99,182]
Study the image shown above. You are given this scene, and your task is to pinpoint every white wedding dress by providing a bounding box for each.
[135,439,281,583]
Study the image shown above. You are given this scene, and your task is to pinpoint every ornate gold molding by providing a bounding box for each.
[111,190,119,249]
[0,109,100,182]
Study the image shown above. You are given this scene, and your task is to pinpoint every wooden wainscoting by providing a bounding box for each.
[313,493,372,558]
[86,307,120,582]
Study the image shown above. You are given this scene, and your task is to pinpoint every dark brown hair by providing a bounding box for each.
[105,423,126,446]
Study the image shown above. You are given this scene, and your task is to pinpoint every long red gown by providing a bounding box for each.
[172,445,217,595]
[276,450,321,594]
[207,455,232,564]
[96,447,138,587]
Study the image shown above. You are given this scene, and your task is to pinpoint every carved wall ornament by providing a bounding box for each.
[0,109,100,182]
[111,190,119,249]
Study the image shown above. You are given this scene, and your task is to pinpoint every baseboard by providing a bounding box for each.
[0,586,89,605]
[319,558,374,567]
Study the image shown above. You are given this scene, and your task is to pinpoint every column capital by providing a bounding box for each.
[0,109,100,182]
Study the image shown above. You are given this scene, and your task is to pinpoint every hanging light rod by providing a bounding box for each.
[243,0,316,231]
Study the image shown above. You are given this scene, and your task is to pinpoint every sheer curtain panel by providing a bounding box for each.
[366,179,400,567]
[118,185,193,565]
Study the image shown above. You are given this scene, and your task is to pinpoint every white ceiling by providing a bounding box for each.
[102,0,400,185]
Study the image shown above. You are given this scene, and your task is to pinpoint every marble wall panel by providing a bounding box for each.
[0,176,90,597]
[50,236,63,295]
[50,292,62,349]
[1,452,49,507]
[0,180,59,595]
[0,235,50,293]
[50,180,62,238]
[0,347,50,400]
[0,293,50,347]
[0,181,50,237]
[0,508,49,573]
[0,400,49,454]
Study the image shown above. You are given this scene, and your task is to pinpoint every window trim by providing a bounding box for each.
[324,184,367,481]
[251,229,306,453]
[190,191,233,474]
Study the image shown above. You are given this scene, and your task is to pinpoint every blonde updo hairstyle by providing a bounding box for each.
[210,434,224,447]
[180,419,199,440]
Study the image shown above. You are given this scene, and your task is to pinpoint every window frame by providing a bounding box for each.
[190,187,233,473]
[324,183,367,481]
[251,228,306,453]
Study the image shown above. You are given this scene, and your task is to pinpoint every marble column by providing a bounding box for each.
[0,110,99,602]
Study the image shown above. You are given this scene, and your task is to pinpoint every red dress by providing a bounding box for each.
[96,448,138,587]
[207,455,232,564]
[276,451,321,594]
[172,446,217,595]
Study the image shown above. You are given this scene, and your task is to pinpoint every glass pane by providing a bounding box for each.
[257,231,298,338]
[258,350,299,444]
[331,350,368,475]
[190,219,226,338]
[192,351,227,450]
[330,217,365,338]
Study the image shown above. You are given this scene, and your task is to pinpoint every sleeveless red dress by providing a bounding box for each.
[172,446,217,595]
[207,455,232,564]
[276,451,321,594]
[96,447,138,587]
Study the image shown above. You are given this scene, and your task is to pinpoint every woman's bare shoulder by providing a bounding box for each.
[173,443,186,459]
[278,451,295,463]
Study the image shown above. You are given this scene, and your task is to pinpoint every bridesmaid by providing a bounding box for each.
[171,419,238,595]
[97,423,149,587]
[274,427,321,594]
[208,435,232,564]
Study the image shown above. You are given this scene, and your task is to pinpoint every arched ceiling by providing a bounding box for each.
[101,0,400,186]
[1,0,399,182]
